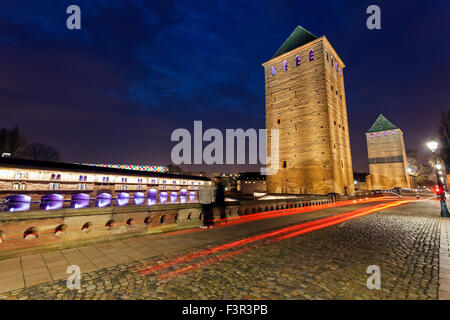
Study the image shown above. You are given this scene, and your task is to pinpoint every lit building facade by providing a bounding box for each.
[0,157,211,211]
[236,172,266,194]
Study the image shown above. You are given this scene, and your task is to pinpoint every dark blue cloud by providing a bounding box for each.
[0,0,449,173]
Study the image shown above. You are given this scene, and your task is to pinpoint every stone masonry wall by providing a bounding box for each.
[264,37,354,195]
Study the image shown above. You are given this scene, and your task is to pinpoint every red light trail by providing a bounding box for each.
[136,200,409,279]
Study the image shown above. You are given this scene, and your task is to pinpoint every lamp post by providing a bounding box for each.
[427,139,450,217]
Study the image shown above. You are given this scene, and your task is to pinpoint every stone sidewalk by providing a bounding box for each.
[439,218,450,299]
[0,201,379,294]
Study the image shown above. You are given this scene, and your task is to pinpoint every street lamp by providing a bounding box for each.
[427,138,450,217]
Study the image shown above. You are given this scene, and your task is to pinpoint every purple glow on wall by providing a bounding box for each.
[283,60,287,71]
[148,188,158,197]
[296,55,300,66]
[272,66,276,75]
[392,130,395,135]
[148,197,157,206]
[377,132,380,137]
[180,196,186,204]
[160,192,168,197]
[370,133,374,138]
[384,131,388,136]
[71,193,90,209]
[96,193,111,208]
[134,192,145,205]
[309,49,314,61]
[170,194,177,203]
[180,189,187,196]
[117,192,129,206]
[7,202,31,212]
[4,195,32,212]
[160,195,167,204]
[40,194,64,210]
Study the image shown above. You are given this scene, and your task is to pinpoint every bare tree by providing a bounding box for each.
[439,110,450,170]
[407,149,434,187]
[0,126,27,157]
[22,143,61,162]
[0,128,8,154]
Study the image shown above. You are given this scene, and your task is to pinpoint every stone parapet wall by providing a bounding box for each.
[0,196,332,259]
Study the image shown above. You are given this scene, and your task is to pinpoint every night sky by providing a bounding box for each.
[1,0,449,174]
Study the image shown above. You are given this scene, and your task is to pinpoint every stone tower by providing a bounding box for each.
[365,114,412,190]
[262,26,354,195]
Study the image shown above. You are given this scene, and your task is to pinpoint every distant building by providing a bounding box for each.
[353,172,368,190]
[0,157,210,202]
[236,172,266,194]
[263,26,354,195]
[365,114,412,190]
[211,173,238,191]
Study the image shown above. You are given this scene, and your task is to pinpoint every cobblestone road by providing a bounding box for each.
[0,200,442,300]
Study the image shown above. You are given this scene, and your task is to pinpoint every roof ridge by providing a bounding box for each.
[271,25,318,59]
[367,114,399,133]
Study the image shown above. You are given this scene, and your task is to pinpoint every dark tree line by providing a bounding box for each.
[0,125,61,162]
[439,110,450,170]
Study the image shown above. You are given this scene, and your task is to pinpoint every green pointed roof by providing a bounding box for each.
[272,26,318,59]
[367,114,399,133]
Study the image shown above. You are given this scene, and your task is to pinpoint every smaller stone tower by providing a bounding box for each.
[365,114,412,190]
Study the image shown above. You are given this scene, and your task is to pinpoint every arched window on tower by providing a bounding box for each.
[295,55,300,66]
[283,60,288,71]
[309,49,314,61]
[272,66,276,76]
